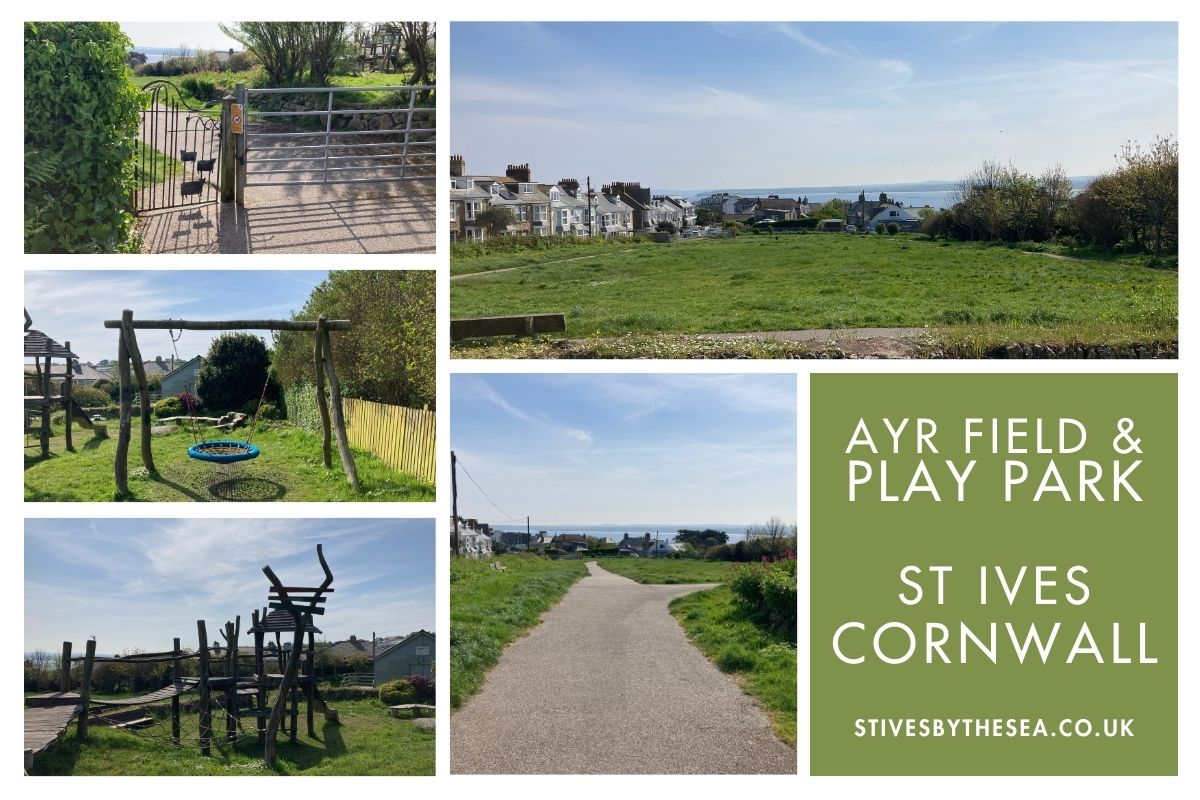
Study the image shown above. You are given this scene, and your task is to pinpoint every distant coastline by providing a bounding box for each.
[666,177,1094,211]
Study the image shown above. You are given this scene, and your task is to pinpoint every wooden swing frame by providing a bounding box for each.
[104,311,359,497]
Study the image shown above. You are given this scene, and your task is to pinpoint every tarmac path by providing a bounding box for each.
[451,561,795,774]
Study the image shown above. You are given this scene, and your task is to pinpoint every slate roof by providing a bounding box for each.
[376,630,435,661]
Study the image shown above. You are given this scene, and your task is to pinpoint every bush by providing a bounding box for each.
[404,674,435,702]
[379,678,416,705]
[242,399,281,420]
[25,22,142,253]
[72,386,110,407]
[886,222,899,236]
[729,558,797,637]
[153,396,183,419]
[180,74,220,102]
[875,222,886,234]
[196,333,275,413]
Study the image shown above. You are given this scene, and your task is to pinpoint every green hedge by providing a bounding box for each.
[24,22,141,253]
[282,383,323,433]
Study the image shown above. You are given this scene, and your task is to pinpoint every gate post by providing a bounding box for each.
[219,94,235,203]
[235,83,247,206]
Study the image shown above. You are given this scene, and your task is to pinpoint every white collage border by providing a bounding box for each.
[7,1,1194,796]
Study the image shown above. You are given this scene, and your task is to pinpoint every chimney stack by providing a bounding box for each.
[450,154,465,177]
[559,178,579,193]
[506,163,532,182]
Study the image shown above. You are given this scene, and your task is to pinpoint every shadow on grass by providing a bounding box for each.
[272,719,348,772]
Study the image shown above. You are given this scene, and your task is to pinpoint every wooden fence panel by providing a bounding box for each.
[342,398,436,485]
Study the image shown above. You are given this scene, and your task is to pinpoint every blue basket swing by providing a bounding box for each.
[187,440,261,463]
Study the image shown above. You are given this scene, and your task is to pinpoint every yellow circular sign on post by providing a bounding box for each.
[231,104,244,135]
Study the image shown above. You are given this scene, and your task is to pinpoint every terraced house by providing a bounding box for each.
[448,156,636,241]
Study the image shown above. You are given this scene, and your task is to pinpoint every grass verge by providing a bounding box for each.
[593,557,736,584]
[670,586,797,746]
[29,696,433,775]
[449,555,589,708]
[23,422,433,502]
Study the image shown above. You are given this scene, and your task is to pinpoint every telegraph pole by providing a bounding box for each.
[451,450,460,556]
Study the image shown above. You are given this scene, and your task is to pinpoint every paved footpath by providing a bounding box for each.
[451,561,795,774]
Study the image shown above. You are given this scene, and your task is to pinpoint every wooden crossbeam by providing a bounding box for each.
[268,603,326,615]
[103,319,351,331]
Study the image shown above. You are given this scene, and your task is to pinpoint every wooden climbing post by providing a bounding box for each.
[77,639,96,739]
[319,322,360,492]
[314,317,332,469]
[305,630,316,737]
[289,681,299,744]
[63,340,73,453]
[253,610,266,745]
[58,641,71,692]
[115,322,132,496]
[120,311,156,475]
[235,83,247,207]
[171,637,182,745]
[197,620,211,756]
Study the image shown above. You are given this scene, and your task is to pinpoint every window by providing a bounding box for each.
[521,183,534,195]
[415,646,430,656]
[890,210,899,217]
[533,205,546,222]
[515,206,528,222]
[550,188,560,201]
[491,183,500,195]
[452,178,469,189]
[465,201,481,220]
[449,202,457,221]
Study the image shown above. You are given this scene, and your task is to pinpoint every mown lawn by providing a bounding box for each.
[670,586,797,746]
[593,557,737,584]
[29,697,433,776]
[449,555,588,708]
[23,422,433,502]
[450,234,1177,351]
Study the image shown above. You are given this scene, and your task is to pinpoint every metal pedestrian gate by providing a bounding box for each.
[134,81,221,213]
[236,84,435,187]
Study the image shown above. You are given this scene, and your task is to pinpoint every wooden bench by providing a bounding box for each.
[450,313,566,342]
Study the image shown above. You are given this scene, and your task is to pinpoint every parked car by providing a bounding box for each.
[845,224,858,233]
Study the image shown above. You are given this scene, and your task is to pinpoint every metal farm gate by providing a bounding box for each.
[135,81,221,213]
[237,84,435,187]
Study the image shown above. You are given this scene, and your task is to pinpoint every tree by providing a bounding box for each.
[695,206,723,227]
[476,207,515,237]
[999,164,1040,242]
[656,221,678,234]
[195,333,273,412]
[816,198,849,221]
[886,221,899,236]
[72,386,110,407]
[397,23,434,89]
[220,22,351,87]
[1038,163,1074,235]
[126,50,147,68]
[1116,136,1178,260]
[273,271,435,409]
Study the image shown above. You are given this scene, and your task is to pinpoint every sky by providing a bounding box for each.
[119,22,242,53]
[450,373,797,527]
[23,271,328,364]
[450,21,1178,190]
[24,518,435,653]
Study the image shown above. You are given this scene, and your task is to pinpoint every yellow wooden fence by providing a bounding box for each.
[341,398,436,485]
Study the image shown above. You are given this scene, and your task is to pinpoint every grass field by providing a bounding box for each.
[23,422,434,502]
[670,585,797,746]
[449,555,589,708]
[450,234,1177,354]
[29,696,433,776]
[133,143,182,184]
[594,557,737,584]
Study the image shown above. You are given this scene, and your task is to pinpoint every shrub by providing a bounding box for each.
[876,222,886,234]
[379,678,416,705]
[153,396,183,419]
[180,74,220,102]
[72,386,110,407]
[403,674,435,702]
[319,685,376,701]
[25,22,141,253]
[242,399,281,420]
[729,558,797,637]
[196,333,274,412]
[886,222,900,236]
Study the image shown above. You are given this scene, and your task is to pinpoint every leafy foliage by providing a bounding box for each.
[274,271,435,409]
[729,557,797,637]
[378,678,416,705]
[24,22,141,253]
[195,333,276,413]
[219,22,352,87]
[152,396,183,419]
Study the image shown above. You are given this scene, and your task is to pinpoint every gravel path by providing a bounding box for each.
[451,561,795,774]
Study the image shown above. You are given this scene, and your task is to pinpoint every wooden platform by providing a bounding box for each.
[24,703,81,770]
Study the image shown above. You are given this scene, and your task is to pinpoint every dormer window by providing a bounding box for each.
[550,189,559,201]
[491,183,500,195]
[521,183,534,195]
